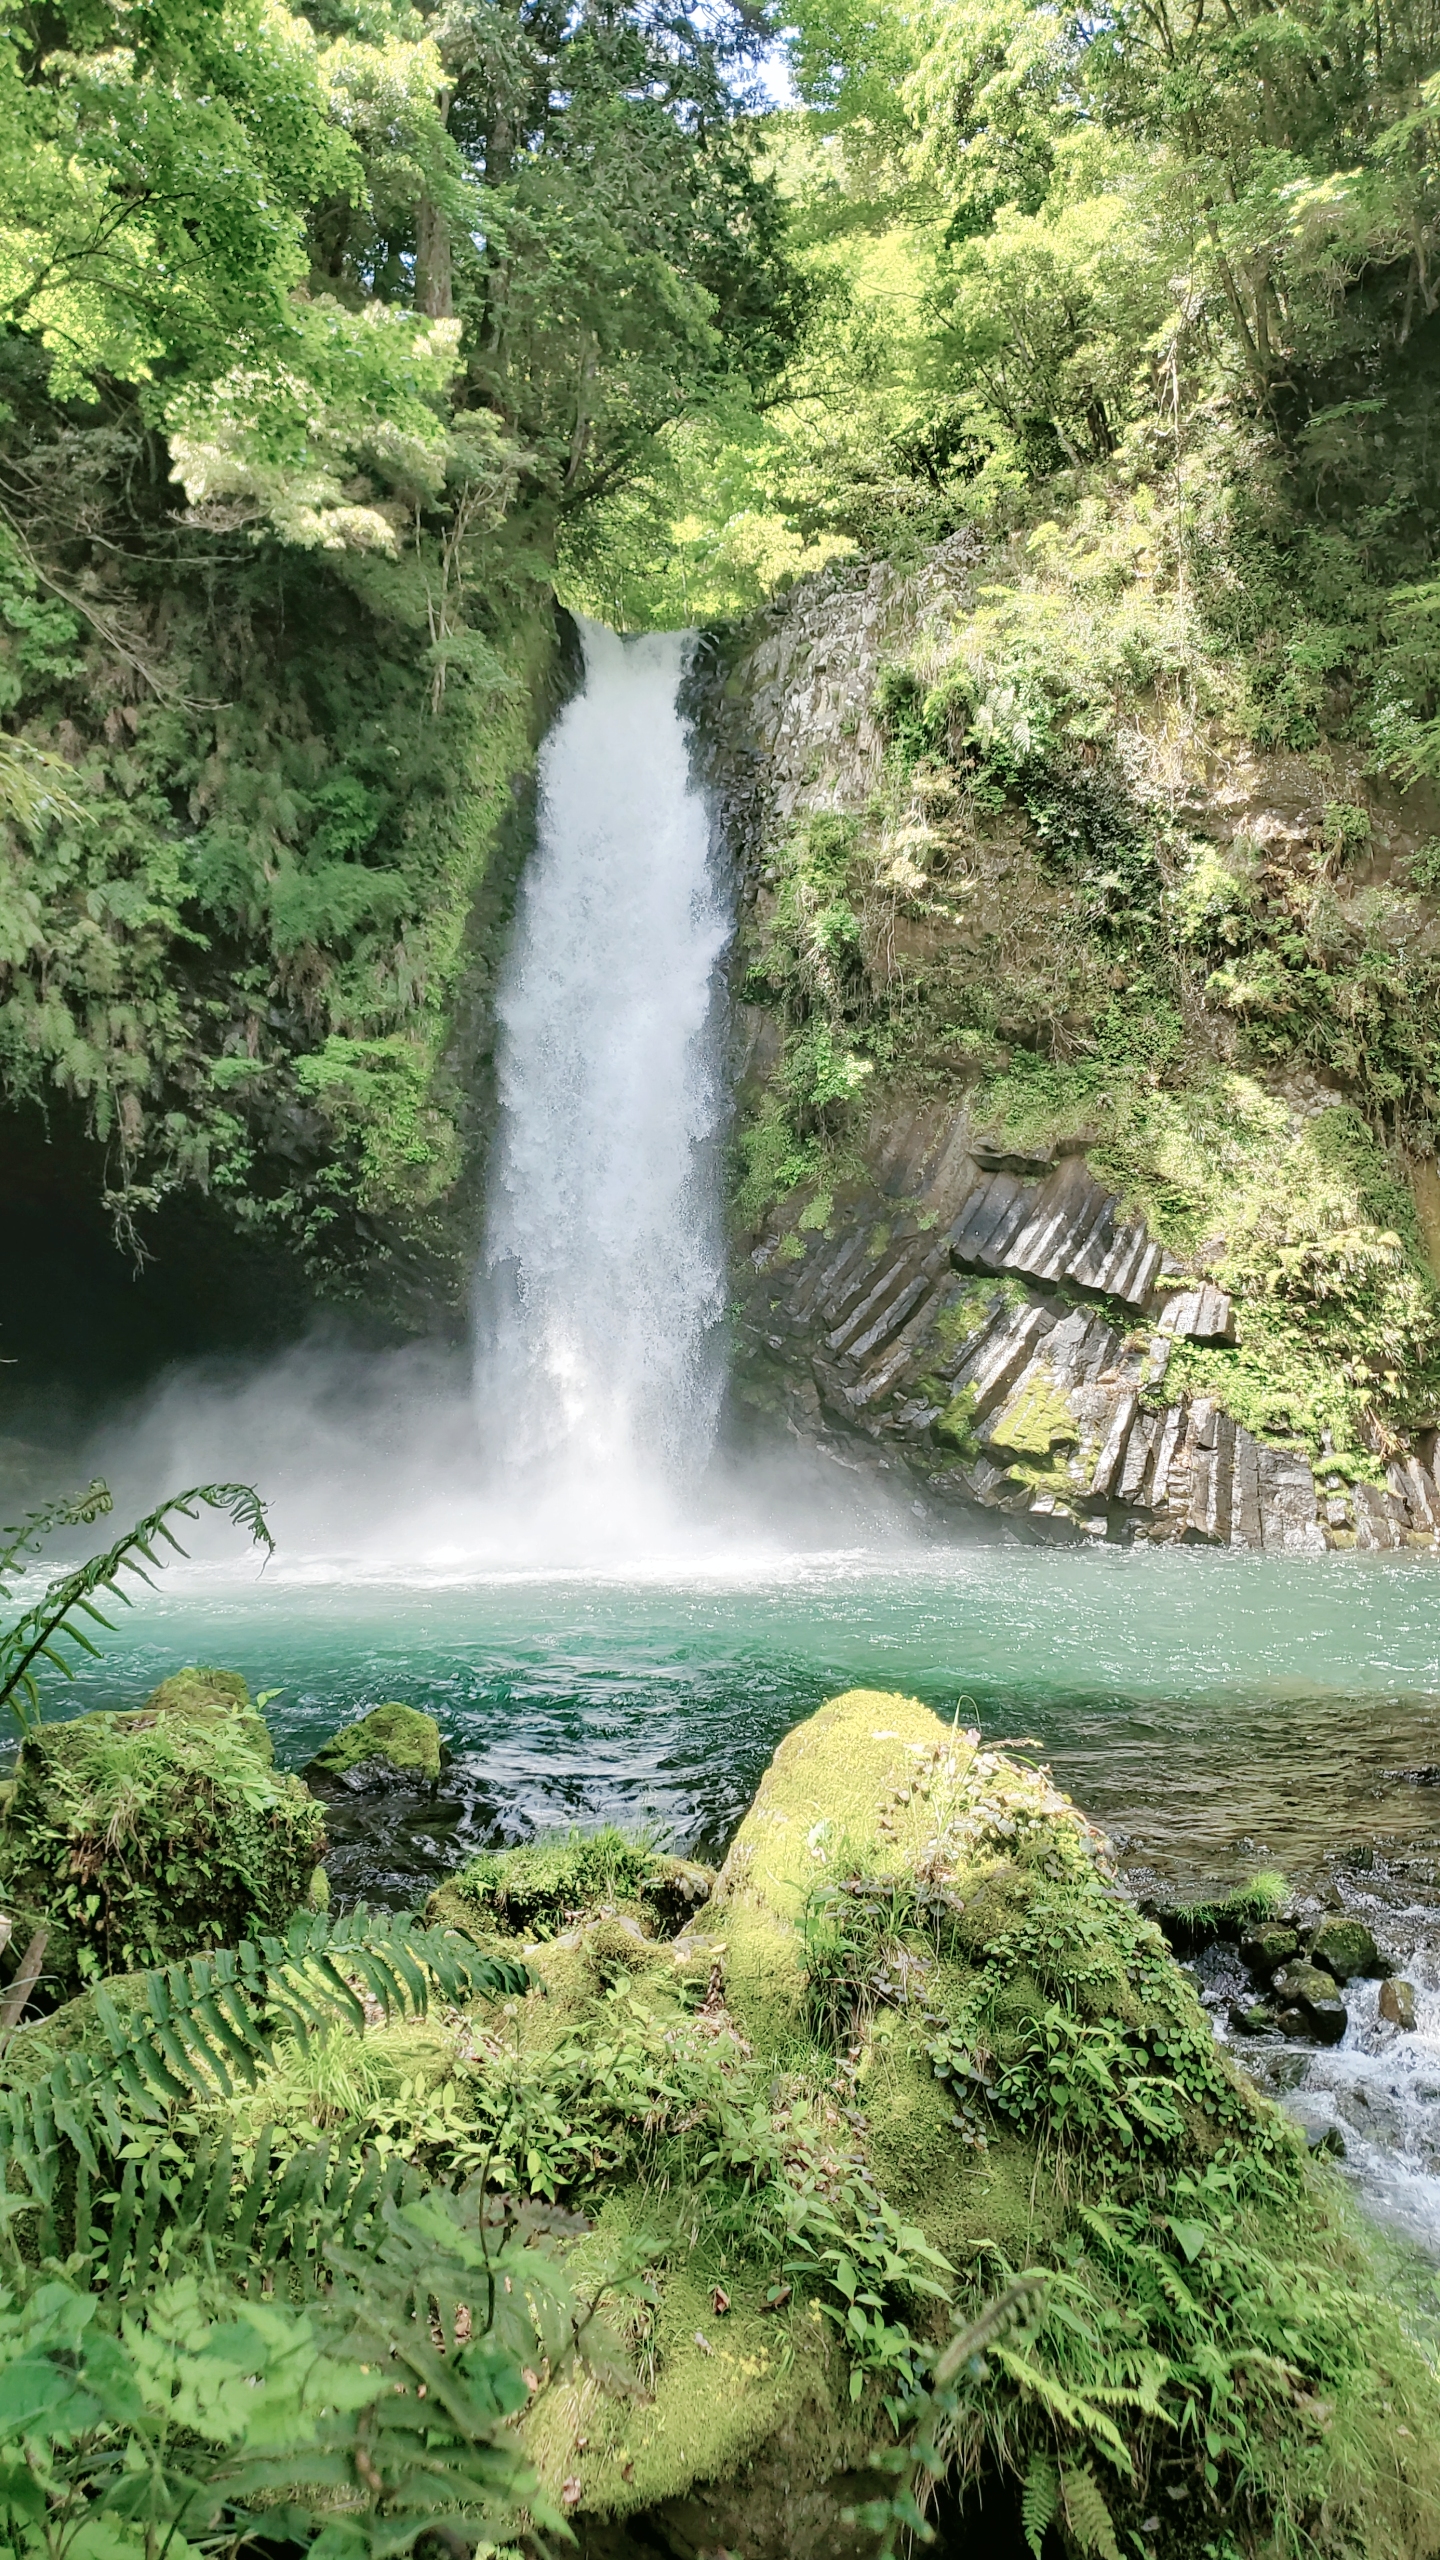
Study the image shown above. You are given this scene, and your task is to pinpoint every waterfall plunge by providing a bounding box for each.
[472,620,731,1521]
[75,618,887,1572]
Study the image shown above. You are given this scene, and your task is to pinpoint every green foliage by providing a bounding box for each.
[0,1908,527,2256]
[0,1482,271,1734]
[0,0,807,1292]
[0,1903,585,2560]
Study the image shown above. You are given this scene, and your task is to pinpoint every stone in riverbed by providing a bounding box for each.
[1228,2000,1276,2036]
[304,1703,444,1793]
[1380,1977,1417,2030]
[1272,1962,1348,2043]
[1308,1916,1379,1983]
[1240,1924,1299,1978]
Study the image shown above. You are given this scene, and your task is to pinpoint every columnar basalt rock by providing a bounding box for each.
[736,1105,1440,1549]
[708,542,1440,1553]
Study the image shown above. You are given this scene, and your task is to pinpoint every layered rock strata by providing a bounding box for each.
[738,1103,1440,1550]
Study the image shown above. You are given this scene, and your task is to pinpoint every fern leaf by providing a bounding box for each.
[1022,2451,1060,2558]
[0,1480,272,1729]
[1060,2466,1122,2560]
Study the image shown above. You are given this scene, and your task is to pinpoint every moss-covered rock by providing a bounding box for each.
[147,1689,1437,2556]
[518,1694,1440,2557]
[0,1672,325,1992]
[304,1702,444,1792]
[1309,1913,1380,1982]
[193,1693,1404,2558]
[425,1826,715,1944]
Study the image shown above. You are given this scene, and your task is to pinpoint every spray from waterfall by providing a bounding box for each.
[472,620,730,1507]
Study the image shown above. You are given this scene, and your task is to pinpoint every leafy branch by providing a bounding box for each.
[0,1482,273,1734]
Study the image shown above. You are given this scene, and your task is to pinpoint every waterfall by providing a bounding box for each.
[472,619,731,1518]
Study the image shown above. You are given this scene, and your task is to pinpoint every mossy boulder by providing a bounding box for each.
[1309,1913,1380,1982]
[1240,1921,1300,1977]
[445,1694,1440,2559]
[304,1702,444,1793]
[425,1825,715,1945]
[0,1670,325,1994]
[1273,1960,1350,2042]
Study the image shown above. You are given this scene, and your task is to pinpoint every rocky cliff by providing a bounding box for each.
[705,538,1440,1550]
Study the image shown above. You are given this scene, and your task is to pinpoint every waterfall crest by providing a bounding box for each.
[472,619,730,1514]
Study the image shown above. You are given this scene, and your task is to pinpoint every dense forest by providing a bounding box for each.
[2,0,1437,1331]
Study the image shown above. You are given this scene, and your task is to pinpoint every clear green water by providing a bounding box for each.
[23,1546,1440,1887]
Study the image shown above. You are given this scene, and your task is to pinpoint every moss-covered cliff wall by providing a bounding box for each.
[708,531,1440,1550]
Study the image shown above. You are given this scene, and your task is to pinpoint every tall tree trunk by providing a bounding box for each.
[416,196,453,319]
[416,85,454,320]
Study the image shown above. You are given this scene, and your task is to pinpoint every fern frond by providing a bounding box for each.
[1021,2450,1060,2559]
[933,2269,1049,2386]
[0,1480,113,1592]
[1060,2465,1122,2560]
[0,1910,528,2245]
[0,1481,272,1730]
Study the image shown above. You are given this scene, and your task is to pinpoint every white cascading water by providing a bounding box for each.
[471,618,731,1523]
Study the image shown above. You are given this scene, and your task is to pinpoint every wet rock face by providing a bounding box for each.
[735,1105,1440,1550]
[1309,1916,1380,1983]
[712,549,1440,1556]
[1380,1977,1418,2030]
[1272,1962,1349,2043]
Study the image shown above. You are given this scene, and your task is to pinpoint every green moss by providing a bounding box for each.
[133,1687,1440,2556]
[1146,1869,1290,1954]
[934,1381,981,1453]
[435,1826,714,1942]
[986,1362,1078,1460]
[144,1665,255,1719]
[305,1702,443,1786]
[0,1683,325,1989]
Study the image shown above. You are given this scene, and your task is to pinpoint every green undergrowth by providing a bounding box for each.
[0,507,551,1310]
[4,1687,1437,2553]
[0,1668,324,1988]
[4,1677,1435,2555]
